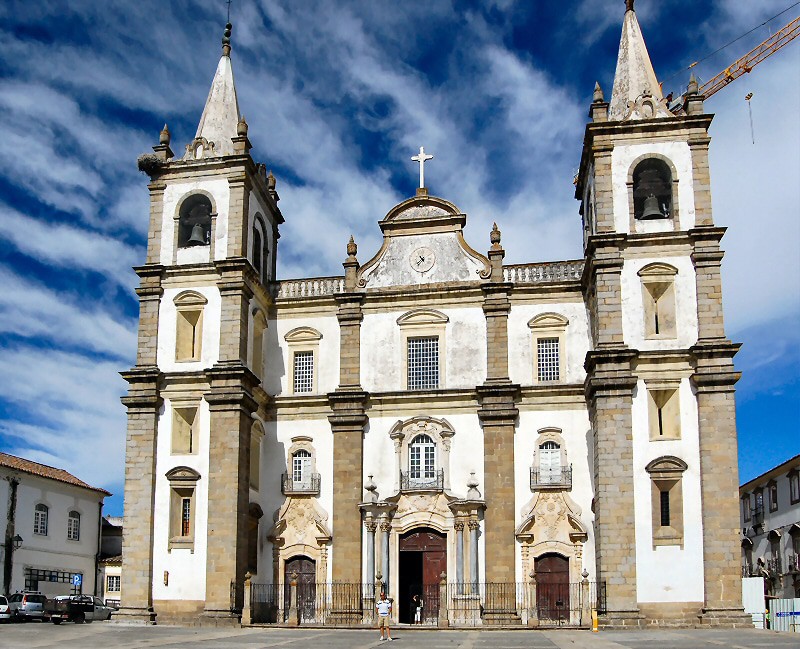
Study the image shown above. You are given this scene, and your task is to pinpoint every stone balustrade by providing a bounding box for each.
[503,260,584,284]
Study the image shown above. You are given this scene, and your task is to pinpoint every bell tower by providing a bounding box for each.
[575,1,747,627]
[119,22,282,624]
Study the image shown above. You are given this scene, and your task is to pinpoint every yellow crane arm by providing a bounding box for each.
[699,16,800,100]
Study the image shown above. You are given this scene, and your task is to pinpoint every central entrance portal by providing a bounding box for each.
[398,528,445,623]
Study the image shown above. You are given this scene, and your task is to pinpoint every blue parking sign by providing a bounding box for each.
[72,574,82,587]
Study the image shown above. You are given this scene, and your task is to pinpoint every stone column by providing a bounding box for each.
[468,518,479,592]
[145,181,166,264]
[241,572,252,626]
[380,519,391,594]
[585,349,640,626]
[365,521,377,588]
[117,367,161,624]
[455,520,464,589]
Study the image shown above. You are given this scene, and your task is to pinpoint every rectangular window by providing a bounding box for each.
[67,514,80,541]
[536,337,560,382]
[33,507,48,536]
[660,490,671,527]
[407,336,439,390]
[181,498,192,537]
[106,575,121,592]
[790,472,800,505]
[171,406,197,455]
[293,351,314,393]
[410,445,421,479]
[176,309,203,361]
[743,496,751,522]
[769,482,778,512]
[647,386,681,440]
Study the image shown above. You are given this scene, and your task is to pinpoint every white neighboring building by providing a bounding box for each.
[99,516,123,607]
[740,454,800,599]
[0,452,110,597]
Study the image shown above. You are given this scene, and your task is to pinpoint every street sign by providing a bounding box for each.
[72,574,82,587]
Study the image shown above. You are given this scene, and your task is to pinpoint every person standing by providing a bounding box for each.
[376,591,393,641]
[412,593,423,624]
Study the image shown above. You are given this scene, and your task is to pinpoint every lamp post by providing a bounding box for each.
[12,535,22,550]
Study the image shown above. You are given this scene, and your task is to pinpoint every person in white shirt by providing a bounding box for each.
[375,592,393,641]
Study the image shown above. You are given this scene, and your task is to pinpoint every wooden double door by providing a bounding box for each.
[398,528,445,623]
[535,553,570,622]
[284,556,316,622]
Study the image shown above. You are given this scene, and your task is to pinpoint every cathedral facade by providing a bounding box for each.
[120,5,748,627]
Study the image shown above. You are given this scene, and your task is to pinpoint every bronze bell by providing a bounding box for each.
[187,223,207,245]
[641,193,664,219]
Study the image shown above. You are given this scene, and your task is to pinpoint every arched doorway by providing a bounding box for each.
[398,528,445,623]
[284,556,316,622]
[535,553,569,623]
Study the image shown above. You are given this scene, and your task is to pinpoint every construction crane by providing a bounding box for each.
[670,15,799,110]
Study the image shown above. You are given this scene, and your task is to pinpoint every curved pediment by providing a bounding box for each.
[165,466,201,483]
[284,326,323,342]
[382,195,461,224]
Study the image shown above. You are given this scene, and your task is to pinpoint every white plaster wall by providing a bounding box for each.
[151,397,211,601]
[612,141,696,233]
[264,315,340,396]
[508,302,591,386]
[157,286,221,372]
[361,307,487,393]
[160,178,230,265]
[620,256,698,351]
[363,413,486,581]
[361,232,485,288]
[514,409,595,581]
[631,378,705,603]
[258,417,334,582]
[0,470,103,595]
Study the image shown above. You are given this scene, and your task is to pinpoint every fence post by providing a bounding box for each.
[241,572,252,626]
[438,572,449,628]
[528,571,538,627]
[287,571,299,626]
[580,571,591,627]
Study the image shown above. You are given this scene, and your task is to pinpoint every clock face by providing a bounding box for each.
[410,247,435,273]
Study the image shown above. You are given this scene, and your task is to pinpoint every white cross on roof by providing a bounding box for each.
[411,146,434,189]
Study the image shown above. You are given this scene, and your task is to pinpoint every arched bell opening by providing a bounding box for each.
[632,158,672,220]
[178,194,212,247]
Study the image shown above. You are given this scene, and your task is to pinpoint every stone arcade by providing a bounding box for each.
[120,4,749,628]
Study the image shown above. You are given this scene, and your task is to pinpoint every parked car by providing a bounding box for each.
[45,595,113,624]
[0,595,10,622]
[7,591,47,621]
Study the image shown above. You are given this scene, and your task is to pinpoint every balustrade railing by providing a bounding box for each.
[274,277,345,299]
[400,469,444,491]
[503,260,584,284]
[530,466,573,490]
[281,472,322,495]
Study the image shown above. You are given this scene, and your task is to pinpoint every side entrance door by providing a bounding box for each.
[535,553,570,624]
[284,556,316,622]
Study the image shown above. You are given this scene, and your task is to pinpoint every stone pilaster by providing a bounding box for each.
[133,265,164,366]
[585,349,642,627]
[584,234,626,349]
[689,227,727,341]
[203,363,259,622]
[118,366,162,624]
[591,145,615,232]
[146,181,166,264]
[226,171,251,258]
[688,135,713,226]
[691,342,749,626]
[215,259,253,365]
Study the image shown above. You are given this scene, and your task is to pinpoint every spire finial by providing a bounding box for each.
[593,81,604,103]
[222,21,232,56]
[159,124,171,146]
[237,115,248,136]
[687,72,699,95]
[625,0,634,12]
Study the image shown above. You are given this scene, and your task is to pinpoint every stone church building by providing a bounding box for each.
[120,4,747,627]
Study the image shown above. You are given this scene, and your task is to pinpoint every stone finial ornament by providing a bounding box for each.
[364,474,377,503]
[267,170,276,191]
[159,124,171,146]
[687,72,699,96]
[490,222,502,246]
[625,0,634,12]
[237,115,248,136]
[347,235,358,258]
[466,471,482,499]
[593,81,604,103]
[222,22,232,56]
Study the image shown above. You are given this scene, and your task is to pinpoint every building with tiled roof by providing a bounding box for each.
[1,452,110,598]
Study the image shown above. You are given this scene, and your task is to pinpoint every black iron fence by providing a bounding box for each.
[530,466,573,490]
[248,580,603,627]
[281,472,321,495]
[400,469,444,491]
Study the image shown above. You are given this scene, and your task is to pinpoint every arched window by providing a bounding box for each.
[538,441,562,483]
[292,449,312,488]
[632,158,672,220]
[178,194,212,247]
[252,216,270,282]
[67,510,81,541]
[282,437,320,495]
[409,434,436,481]
[174,291,207,361]
[34,504,48,536]
[252,225,263,278]
[531,428,571,490]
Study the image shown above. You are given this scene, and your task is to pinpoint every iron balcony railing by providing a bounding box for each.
[765,557,782,575]
[400,469,444,492]
[787,554,800,573]
[751,507,764,527]
[530,466,572,490]
[281,473,322,496]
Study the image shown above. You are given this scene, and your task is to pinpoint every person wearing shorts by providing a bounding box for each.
[376,592,392,641]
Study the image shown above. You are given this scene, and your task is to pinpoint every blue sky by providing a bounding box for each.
[0,0,798,516]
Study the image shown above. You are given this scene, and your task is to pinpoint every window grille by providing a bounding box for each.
[660,490,671,527]
[293,351,314,393]
[293,450,311,484]
[407,337,439,390]
[106,575,121,592]
[537,337,560,382]
[181,498,192,537]
[67,511,81,541]
[34,504,48,536]
[25,568,81,594]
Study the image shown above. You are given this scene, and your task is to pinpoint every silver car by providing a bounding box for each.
[0,595,10,621]
[7,592,47,621]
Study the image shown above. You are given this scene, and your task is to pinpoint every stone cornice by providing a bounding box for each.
[476,382,521,423]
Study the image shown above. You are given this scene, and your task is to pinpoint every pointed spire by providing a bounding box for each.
[193,22,241,156]
[608,1,671,121]
[593,81,604,103]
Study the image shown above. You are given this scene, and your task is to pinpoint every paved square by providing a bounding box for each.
[0,624,797,649]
